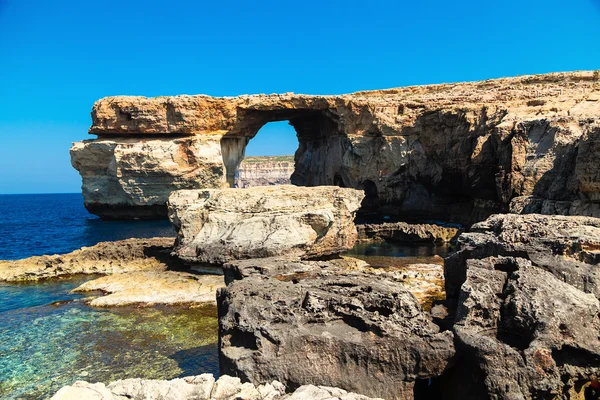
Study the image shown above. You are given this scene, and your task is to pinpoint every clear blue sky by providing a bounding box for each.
[0,0,599,194]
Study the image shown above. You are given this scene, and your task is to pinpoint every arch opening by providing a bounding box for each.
[220,109,348,189]
[233,121,299,188]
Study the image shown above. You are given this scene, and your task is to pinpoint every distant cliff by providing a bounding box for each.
[234,156,294,188]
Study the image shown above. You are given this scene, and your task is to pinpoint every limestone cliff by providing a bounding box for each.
[234,156,294,188]
[72,71,600,222]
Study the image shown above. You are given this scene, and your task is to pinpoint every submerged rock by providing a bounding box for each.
[0,237,176,282]
[444,213,600,398]
[168,185,364,264]
[218,257,455,400]
[50,374,382,400]
[73,271,224,307]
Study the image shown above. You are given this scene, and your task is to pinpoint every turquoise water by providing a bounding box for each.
[0,194,218,399]
[0,278,219,399]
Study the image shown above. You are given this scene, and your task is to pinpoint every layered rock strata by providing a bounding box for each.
[444,213,600,398]
[0,238,176,281]
[218,257,455,400]
[168,185,364,264]
[234,156,294,188]
[51,374,383,400]
[73,71,600,223]
[356,221,460,243]
[0,238,226,307]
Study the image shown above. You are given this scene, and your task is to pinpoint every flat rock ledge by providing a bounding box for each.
[168,185,365,264]
[356,221,460,244]
[51,374,382,400]
[0,237,176,282]
[0,237,225,307]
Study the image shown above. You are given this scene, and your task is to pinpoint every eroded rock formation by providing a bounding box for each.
[218,257,455,400]
[444,213,600,398]
[0,237,176,281]
[72,71,600,222]
[167,186,364,264]
[234,156,294,188]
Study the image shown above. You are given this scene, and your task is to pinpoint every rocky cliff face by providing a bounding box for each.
[72,71,600,222]
[234,156,294,188]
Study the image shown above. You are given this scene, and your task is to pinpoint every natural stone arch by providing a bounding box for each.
[219,108,347,188]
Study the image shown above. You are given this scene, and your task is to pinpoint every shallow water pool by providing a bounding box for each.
[0,278,219,400]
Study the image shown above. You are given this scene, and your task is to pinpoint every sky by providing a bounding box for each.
[0,0,599,194]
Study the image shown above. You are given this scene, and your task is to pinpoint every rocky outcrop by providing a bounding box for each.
[51,374,382,400]
[444,213,600,398]
[218,257,455,400]
[234,156,294,188]
[72,71,600,223]
[168,185,364,264]
[0,237,226,307]
[0,238,176,281]
[356,221,460,243]
[445,213,600,300]
[71,137,228,219]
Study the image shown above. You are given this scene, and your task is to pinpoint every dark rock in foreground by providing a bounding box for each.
[444,213,600,399]
[218,258,455,400]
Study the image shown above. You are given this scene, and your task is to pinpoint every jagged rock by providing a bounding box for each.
[444,213,600,398]
[234,156,294,188]
[168,185,364,264]
[445,213,600,300]
[218,260,455,400]
[73,71,600,223]
[0,238,176,282]
[356,221,459,243]
[50,374,382,400]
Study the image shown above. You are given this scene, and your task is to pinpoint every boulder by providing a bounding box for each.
[444,213,600,398]
[218,259,455,400]
[50,374,382,400]
[168,185,364,264]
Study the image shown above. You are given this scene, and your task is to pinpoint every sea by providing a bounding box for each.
[0,193,449,399]
[0,194,219,399]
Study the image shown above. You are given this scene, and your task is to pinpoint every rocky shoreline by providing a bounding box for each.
[4,70,600,399]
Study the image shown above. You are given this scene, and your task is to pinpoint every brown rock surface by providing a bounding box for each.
[0,238,176,282]
[218,259,455,400]
[443,213,600,398]
[73,71,600,223]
